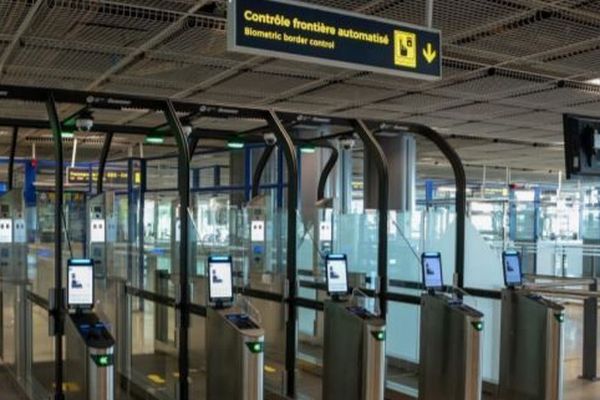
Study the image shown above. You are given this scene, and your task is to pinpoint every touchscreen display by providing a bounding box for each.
[208,257,233,302]
[67,259,94,308]
[326,255,348,295]
[503,251,522,287]
[422,253,443,290]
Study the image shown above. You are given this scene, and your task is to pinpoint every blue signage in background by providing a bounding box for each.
[227,0,442,80]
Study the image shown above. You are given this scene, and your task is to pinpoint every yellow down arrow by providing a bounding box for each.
[423,43,437,64]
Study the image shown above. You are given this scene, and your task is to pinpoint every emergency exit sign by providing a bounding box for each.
[227,0,442,80]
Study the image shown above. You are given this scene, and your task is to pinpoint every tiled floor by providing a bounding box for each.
[0,363,27,400]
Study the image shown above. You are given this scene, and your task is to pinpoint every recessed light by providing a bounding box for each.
[585,78,600,86]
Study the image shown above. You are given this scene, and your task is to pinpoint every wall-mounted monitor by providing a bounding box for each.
[208,256,234,305]
[325,254,348,296]
[564,114,600,179]
[67,259,95,310]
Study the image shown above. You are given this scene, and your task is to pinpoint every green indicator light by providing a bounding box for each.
[61,132,74,139]
[472,321,484,332]
[555,313,565,323]
[371,330,386,341]
[91,354,113,367]
[300,144,316,154]
[227,140,245,149]
[246,342,264,354]
[145,135,164,144]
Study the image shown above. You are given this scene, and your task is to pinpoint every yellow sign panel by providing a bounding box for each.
[394,31,417,68]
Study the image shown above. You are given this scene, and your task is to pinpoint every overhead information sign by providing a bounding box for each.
[67,167,141,186]
[228,0,441,80]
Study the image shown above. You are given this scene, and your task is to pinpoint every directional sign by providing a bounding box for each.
[228,0,442,80]
[67,167,140,186]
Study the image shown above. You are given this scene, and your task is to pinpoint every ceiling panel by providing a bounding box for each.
[0,0,596,179]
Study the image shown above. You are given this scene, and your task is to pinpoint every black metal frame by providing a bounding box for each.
[7,126,17,190]
[264,110,299,397]
[97,131,113,194]
[251,144,275,199]
[162,100,192,398]
[315,140,338,203]
[0,84,473,400]
[353,120,390,314]
[373,121,467,289]
[45,92,65,400]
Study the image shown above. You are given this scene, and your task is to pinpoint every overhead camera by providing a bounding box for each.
[263,133,277,146]
[182,125,193,136]
[339,137,356,150]
[75,111,94,132]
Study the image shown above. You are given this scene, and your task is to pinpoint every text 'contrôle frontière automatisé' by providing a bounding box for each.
[242,10,390,50]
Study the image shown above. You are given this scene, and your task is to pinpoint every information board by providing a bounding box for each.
[67,167,141,186]
[228,0,441,80]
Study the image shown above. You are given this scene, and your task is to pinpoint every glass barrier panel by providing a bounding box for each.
[296,306,323,400]
[130,297,178,400]
[385,301,420,398]
[28,303,55,399]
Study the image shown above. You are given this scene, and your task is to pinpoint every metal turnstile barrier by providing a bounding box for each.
[419,294,483,400]
[207,306,264,400]
[322,300,386,400]
[498,289,564,400]
[66,312,115,400]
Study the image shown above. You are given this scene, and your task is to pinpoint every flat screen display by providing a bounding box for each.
[208,256,234,303]
[325,254,348,295]
[67,259,94,309]
[422,252,443,291]
[503,250,523,287]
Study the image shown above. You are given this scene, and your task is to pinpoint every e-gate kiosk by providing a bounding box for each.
[206,256,265,400]
[418,252,483,400]
[65,259,115,400]
[322,254,386,400]
[498,250,564,400]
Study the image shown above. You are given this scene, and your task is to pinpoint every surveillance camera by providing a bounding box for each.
[75,117,94,132]
[264,133,277,146]
[182,125,193,136]
[339,137,355,150]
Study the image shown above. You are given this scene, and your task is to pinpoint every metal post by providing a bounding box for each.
[265,111,298,398]
[7,126,17,190]
[581,278,598,380]
[97,132,113,194]
[163,100,191,400]
[46,92,65,400]
[353,120,389,315]
[251,145,275,199]
[138,159,146,292]
[425,0,434,28]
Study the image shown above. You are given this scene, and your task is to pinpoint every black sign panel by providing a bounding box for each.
[228,0,441,80]
[67,168,139,186]
[67,167,92,185]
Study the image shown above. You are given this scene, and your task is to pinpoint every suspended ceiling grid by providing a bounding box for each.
[0,0,597,181]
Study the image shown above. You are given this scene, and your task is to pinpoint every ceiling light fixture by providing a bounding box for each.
[145,134,164,144]
[227,139,245,149]
[585,78,600,86]
[300,144,316,154]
